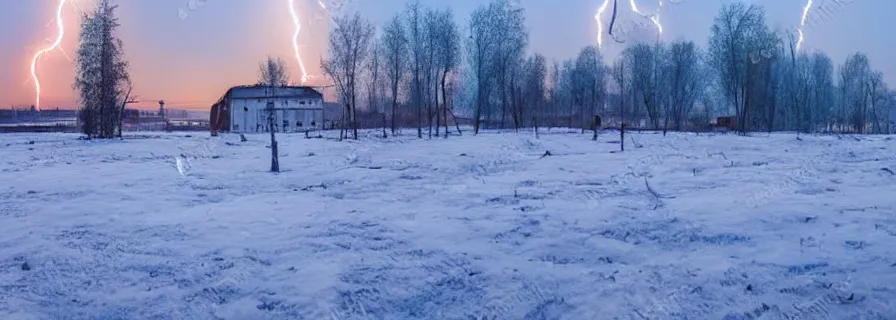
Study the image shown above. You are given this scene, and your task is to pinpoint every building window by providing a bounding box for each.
[244,107,248,112]
[297,121,303,127]
[300,101,306,105]
[283,120,289,128]
[311,121,316,127]
[234,124,239,130]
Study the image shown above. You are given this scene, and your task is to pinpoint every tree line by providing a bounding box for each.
[323,0,894,139]
[72,0,893,139]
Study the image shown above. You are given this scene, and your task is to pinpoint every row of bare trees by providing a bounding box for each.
[708,3,893,134]
[320,0,894,138]
[322,1,462,140]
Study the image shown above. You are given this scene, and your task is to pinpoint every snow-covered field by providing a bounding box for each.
[1,129,894,319]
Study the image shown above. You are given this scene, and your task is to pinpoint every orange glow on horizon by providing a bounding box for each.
[3,0,331,111]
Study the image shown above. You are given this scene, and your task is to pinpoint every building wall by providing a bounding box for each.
[229,97,323,133]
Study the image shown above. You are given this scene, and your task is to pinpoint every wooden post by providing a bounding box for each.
[620,123,625,152]
[593,114,601,141]
[267,101,279,173]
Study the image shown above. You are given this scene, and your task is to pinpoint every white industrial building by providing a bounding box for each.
[210,85,324,134]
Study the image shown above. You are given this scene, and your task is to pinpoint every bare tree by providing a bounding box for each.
[258,56,290,87]
[868,71,889,134]
[809,52,835,132]
[256,56,290,172]
[367,42,387,138]
[74,0,131,139]
[554,60,578,128]
[492,0,528,130]
[612,57,628,131]
[381,15,407,135]
[322,13,375,140]
[546,60,561,129]
[406,0,425,138]
[662,41,703,133]
[748,30,779,132]
[465,0,528,133]
[574,46,606,132]
[839,53,872,133]
[423,9,438,138]
[522,53,547,130]
[623,44,661,128]
[432,8,460,138]
[708,3,766,133]
[467,2,499,134]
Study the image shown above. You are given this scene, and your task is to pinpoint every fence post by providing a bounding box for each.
[620,123,625,152]
[593,114,601,141]
[267,101,279,172]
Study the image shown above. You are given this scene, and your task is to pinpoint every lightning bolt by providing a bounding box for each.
[316,0,340,28]
[288,0,309,84]
[629,0,644,21]
[30,0,67,111]
[629,0,663,34]
[596,0,612,48]
[796,0,813,51]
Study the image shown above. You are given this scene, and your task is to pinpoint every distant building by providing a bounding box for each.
[714,116,737,132]
[210,85,324,134]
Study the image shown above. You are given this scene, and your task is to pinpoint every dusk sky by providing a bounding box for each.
[1,0,893,110]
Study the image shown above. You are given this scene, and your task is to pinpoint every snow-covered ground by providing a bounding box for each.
[1,129,894,319]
